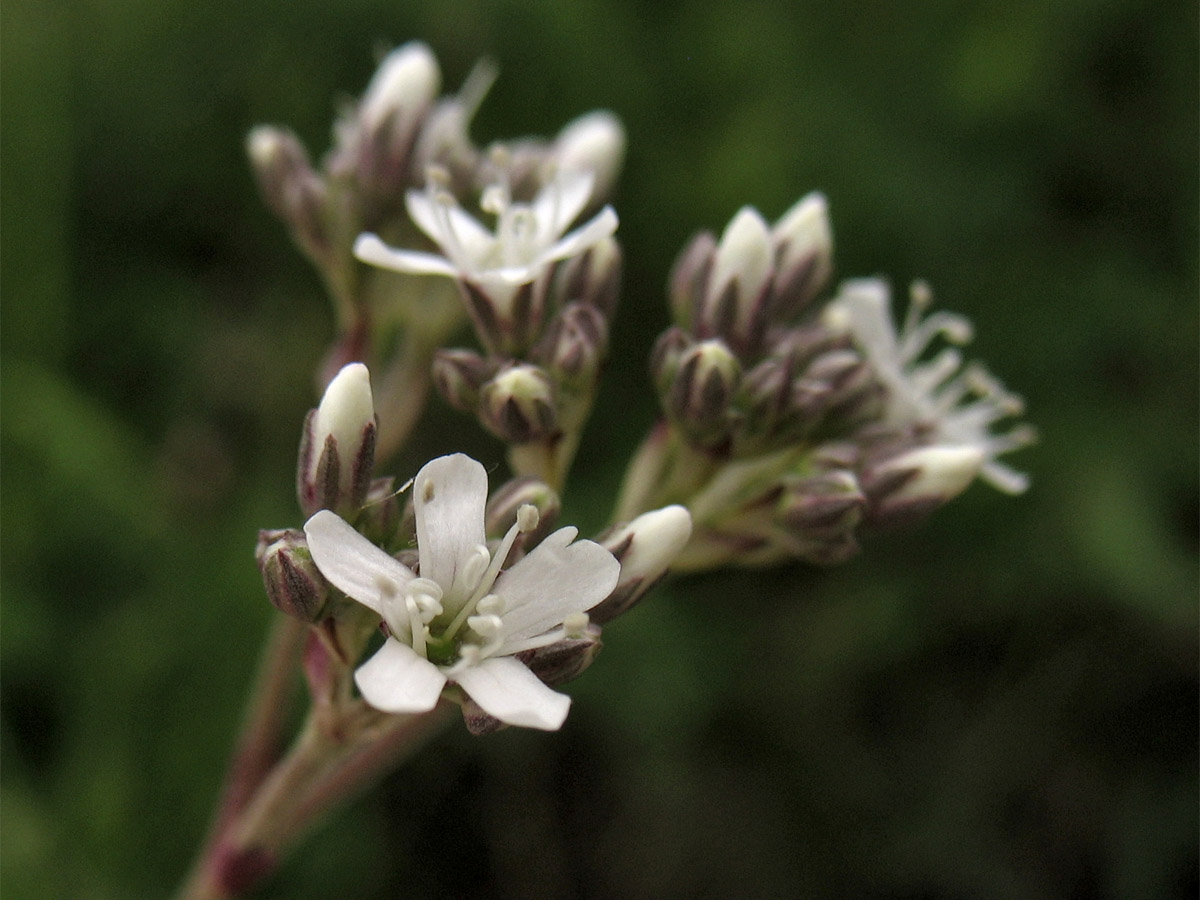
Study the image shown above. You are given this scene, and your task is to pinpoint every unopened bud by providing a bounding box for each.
[359,42,441,134]
[705,207,773,354]
[432,348,494,414]
[650,327,694,396]
[592,505,692,623]
[552,236,622,317]
[668,230,717,330]
[256,529,331,622]
[246,126,329,260]
[479,364,558,443]
[297,363,377,517]
[663,339,742,447]
[776,470,865,565]
[770,192,833,318]
[552,111,626,203]
[535,302,609,385]
[862,444,985,527]
[485,476,561,547]
[357,477,403,548]
[525,625,603,685]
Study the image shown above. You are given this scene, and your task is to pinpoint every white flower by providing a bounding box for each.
[354,171,618,312]
[825,278,1035,494]
[304,453,620,730]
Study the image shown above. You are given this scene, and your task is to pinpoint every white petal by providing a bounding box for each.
[493,530,620,644]
[304,510,414,615]
[531,206,618,270]
[533,171,594,237]
[413,454,489,592]
[354,233,459,277]
[405,191,494,265]
[355,639,447,714]
[831,278,901,367]
[453,656,571,730]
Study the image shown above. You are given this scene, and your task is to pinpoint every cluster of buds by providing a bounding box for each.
[249,43,626,466]
[624,197,1033,572]
[653,194,881,456]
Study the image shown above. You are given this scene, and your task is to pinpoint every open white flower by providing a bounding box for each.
[354,170,618,312]
[825,278,1035,494]
[304,453,619,730]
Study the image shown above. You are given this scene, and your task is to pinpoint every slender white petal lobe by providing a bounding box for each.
[454,656,572,730]
[355,640,447,714]
[304,509,414,616]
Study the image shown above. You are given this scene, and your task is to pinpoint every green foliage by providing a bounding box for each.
[2,0,1195,897]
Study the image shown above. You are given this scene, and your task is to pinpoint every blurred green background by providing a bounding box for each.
[2,0,1196,897]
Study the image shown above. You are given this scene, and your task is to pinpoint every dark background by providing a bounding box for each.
[2,0,1196,897]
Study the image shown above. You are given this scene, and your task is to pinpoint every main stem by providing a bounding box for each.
[175,698,455,900]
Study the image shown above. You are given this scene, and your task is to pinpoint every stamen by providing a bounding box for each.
[453,545,492,598]
[900,311,973,363]
[439,515,527,642]
[475,593,506,615]
[405,595,427,657]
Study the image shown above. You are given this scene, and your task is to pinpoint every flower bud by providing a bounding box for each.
[668,230,717,330]
[552,236,622,317]
[526,625,604,686]
[484,476,561,545]
[535,302,609,386]
[358,42,441,135]
[862,444,985,527]
[297,363,377,517]
[662,339,742,447]
[246,126,329,261]
[357,477,403,548]
[479,363,558,443]
[770,192,833,319]
[706,207,773,353]
[552,111,626,203]
[776,470,865,565]
[256,529,331,623]
[650,327,694,396]
[431,348,494,414]
[591,505,693,623]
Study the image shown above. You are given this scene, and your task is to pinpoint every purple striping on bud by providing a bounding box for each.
[592,505,693,623]
[534,301,609,385]
[256,529,331,623]
[431,348,495,414]
[662,339,742,447]
[484,476,561,547]
[861,444,986,528]
[775,469,865,565]
[769,191,834,319]
[479,363,559,443]
[246,126,329,262]
[552,236,622,317]
[297,363,377,517]
[668,230,717,331]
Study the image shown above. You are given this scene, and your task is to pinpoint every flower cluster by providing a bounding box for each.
[249,43,625,464]
[617,197,1033,571]
[262,363,691,732]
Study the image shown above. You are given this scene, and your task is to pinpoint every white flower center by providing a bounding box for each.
[387,504,591,669]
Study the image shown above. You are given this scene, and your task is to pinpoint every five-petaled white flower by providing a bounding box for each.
[825,278,1035,494]
[304,453,620,730]
[353,170,618,312]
